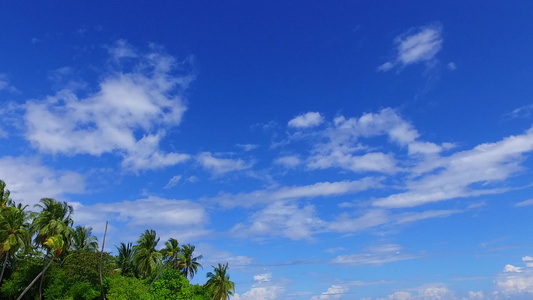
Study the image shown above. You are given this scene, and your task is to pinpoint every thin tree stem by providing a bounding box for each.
[17,257,55,300]
[0,252,8,284]
[147,260,169,292]
[99,221,108,300]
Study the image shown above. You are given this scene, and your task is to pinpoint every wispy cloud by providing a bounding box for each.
[164,175,182,189]
[196,152,253,175]
[378,23,443,72]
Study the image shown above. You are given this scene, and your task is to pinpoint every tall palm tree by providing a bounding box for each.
[116,242,135,276]
[206,263,235,300]
[179,244,203,279]
[31,198,74,299]
[133,229,162,278]
[32,198,74,249]
[71,225,98,252]
[17,235,64,300]
[0,206,31,284]
[147,238,181,291]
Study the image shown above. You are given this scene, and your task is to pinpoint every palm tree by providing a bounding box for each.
[17,235,64,300]
[31,198,75,299]
[147,238,181,291]
[71,225,98,251]
[206,263,235,300]
[133,229,162,278]
[116,242,135,276]
[0,180,14,209]
[0,206,31,284]
[32,198,74,249]
[179,244,203,279]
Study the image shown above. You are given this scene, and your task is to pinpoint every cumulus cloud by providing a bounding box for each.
[24,40,192,171]
[288,112,324,128]
[379,24,443,71]
[196,152,252,175]
[0,156,85,206]
[234,273,284,300]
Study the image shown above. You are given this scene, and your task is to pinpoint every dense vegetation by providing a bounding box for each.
[0,180,235,300]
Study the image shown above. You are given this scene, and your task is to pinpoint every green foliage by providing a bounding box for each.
[71,226,98,252]
[133,230,162,278]
[106,276,153,300]
[1,255,43,299]
[149,268,212,300]
[63,250,115,286]
[206,263,235,300]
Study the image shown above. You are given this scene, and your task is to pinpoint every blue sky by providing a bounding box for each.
[2,1,533,299]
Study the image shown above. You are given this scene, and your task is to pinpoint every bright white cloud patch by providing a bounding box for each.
[288,112,324,128]
[379,24,443,71]
[234,272,284,300]
[0,156,85,206]
[274,155,301,168]
[24,41,191,171]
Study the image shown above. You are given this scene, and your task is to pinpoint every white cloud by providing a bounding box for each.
[310,285,348,300]
[274,155,301,168]
[164,175,182,189]
[515,199,533,207]
[254,273,272,283]
[288,112,324,128]
[73,196,209,242]
[234,273,285,300]
[503,103,533,120]
[379,24,443,71]
[375,286,454,300]
[447,62,457,71]
[195,243,253,269]
[504,265,523,273]
[212,177,381,208]
[24,41,191,171]
[196,152,252,175]
[328,210,388,233]
[107,39,137,61]
[0,156,85,206]
[230,201,325,240]
[330,244,421,266]
[374,127,533,208]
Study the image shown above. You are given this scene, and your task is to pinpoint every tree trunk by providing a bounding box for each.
[147,260,169,292]
[99,221,108,300]
[0,252,8,284]
[17,257,55,300]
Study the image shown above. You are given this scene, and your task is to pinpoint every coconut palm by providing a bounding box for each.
[147,238,181,291]
[0,206,31,284]
[0,180,14,209]
[116,242,136,276]
[179,244,203,279]
[205,263,235,300]
[71,225,98,251]
[32,198,74,249]
[17,235,64,300]
[133,229,162,278]
[32,198,74,299]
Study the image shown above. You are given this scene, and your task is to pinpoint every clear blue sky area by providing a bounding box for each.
[1,2,533,299]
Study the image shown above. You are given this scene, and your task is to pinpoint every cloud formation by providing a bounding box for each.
[24,41,192,171]
[378,24,443,71]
